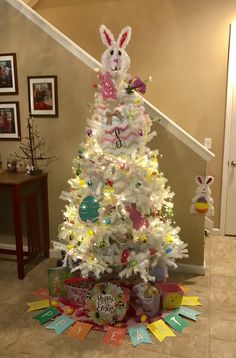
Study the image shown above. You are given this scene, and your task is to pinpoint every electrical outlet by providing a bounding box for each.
[204,138,212,149]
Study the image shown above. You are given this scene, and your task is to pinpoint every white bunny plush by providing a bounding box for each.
[99,24,132,75]
[190,175,214,216]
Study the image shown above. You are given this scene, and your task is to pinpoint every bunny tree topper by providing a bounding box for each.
[190,175,214,216]
[100,24,132,75]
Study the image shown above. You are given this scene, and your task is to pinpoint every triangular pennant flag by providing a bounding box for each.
[67,321,93,341]
[181,296,202,306]
[163,312,190,332]
[46,315,74,334]
[178,306,200,321]
[147,319,175,342]
[128,325,152,346]
[33,306,60,325]
[27,299,49,312]
[32,288,49,299]
[103,326,126,346]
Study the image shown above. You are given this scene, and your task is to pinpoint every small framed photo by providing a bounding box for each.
[27,75,58,117]
[0,53,18,95]
[0,102,21,140]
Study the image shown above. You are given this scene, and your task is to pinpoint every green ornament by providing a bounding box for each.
[130,259,138,268]
[79,195,100,222]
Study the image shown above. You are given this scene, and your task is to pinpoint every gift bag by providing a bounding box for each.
[131,282,161,317]
[48,266,73,299]
[64,277,94,306]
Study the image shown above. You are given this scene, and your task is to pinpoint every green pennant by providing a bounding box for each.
[178,306,200,321]
[163,312,190,332]
[33,306,61,325]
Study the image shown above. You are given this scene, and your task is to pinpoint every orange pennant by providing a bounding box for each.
[103,326,126,346]
[67,321,93,341]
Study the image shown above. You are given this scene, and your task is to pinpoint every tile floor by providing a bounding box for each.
[0,235,235,358]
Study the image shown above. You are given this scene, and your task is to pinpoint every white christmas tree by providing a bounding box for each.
[55,25,188,282]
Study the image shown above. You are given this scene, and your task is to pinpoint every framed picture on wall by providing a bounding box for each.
[0,102,21,140]
[27,75,58,117]
[0,53,18,95]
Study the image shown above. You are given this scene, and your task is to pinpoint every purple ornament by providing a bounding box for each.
[87,128,93,136]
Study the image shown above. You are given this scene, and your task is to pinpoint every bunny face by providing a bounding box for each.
[195,175,214,195]
[100,25,132,75]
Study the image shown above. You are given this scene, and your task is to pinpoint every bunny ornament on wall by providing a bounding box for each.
[190,175,215,216]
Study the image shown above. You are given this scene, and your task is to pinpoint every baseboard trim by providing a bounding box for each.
[170,263,205,276]
[50,248,62,258]
[212,228,220,236]
[0,242,28,251]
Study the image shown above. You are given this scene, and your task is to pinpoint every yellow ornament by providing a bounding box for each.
[140,314,148,323]
[136,235,148,243]
[87,229,95,236]
[67,244,73,250]
[165,234,173,243]
[79,179,86,187]
[134,98,142,105]
[88,255,96,262]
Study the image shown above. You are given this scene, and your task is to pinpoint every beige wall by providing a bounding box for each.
[0,1,208,267]
[33,0,236,228]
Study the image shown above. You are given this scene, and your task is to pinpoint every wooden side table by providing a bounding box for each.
[0,172,50,279]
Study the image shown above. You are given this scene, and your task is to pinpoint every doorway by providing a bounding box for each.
[221,22,236,236]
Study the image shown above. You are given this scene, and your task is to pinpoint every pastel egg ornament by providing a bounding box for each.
[195,196,209,214]
[79,195,100,222]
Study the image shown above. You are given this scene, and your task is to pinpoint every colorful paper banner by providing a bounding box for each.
[33,306,60,325]
[178,307,200,321]
[128,325,152,346]
[163,312,190,332]
[147,319,175,342]
[103,326,126,346]
[27,299,49,312]
[181,296,202,306]
[46,315,75,334]
[32,288,49,299]
[67,321,93,341]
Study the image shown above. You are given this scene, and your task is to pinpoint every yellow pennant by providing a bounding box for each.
[147,319,175,342]
[27,299,50,312]
[181,296,202,306]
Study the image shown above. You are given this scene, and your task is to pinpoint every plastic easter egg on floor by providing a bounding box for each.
[66,306,74,315]
[79,195,100,222]
[50,299,59,307]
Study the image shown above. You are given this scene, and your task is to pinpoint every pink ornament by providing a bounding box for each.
[121,249,131,263]
[99,72,117,100]
[125,203,149,230]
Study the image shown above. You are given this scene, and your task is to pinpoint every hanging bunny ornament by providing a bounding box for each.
[190,175,215,216]
[100,24,132,75]
[98,25,132,100]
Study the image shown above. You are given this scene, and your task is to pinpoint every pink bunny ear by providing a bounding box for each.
[117,26,132,49]
[195,175,203,185]
[206,176,214,186]
[99,24,115,47]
